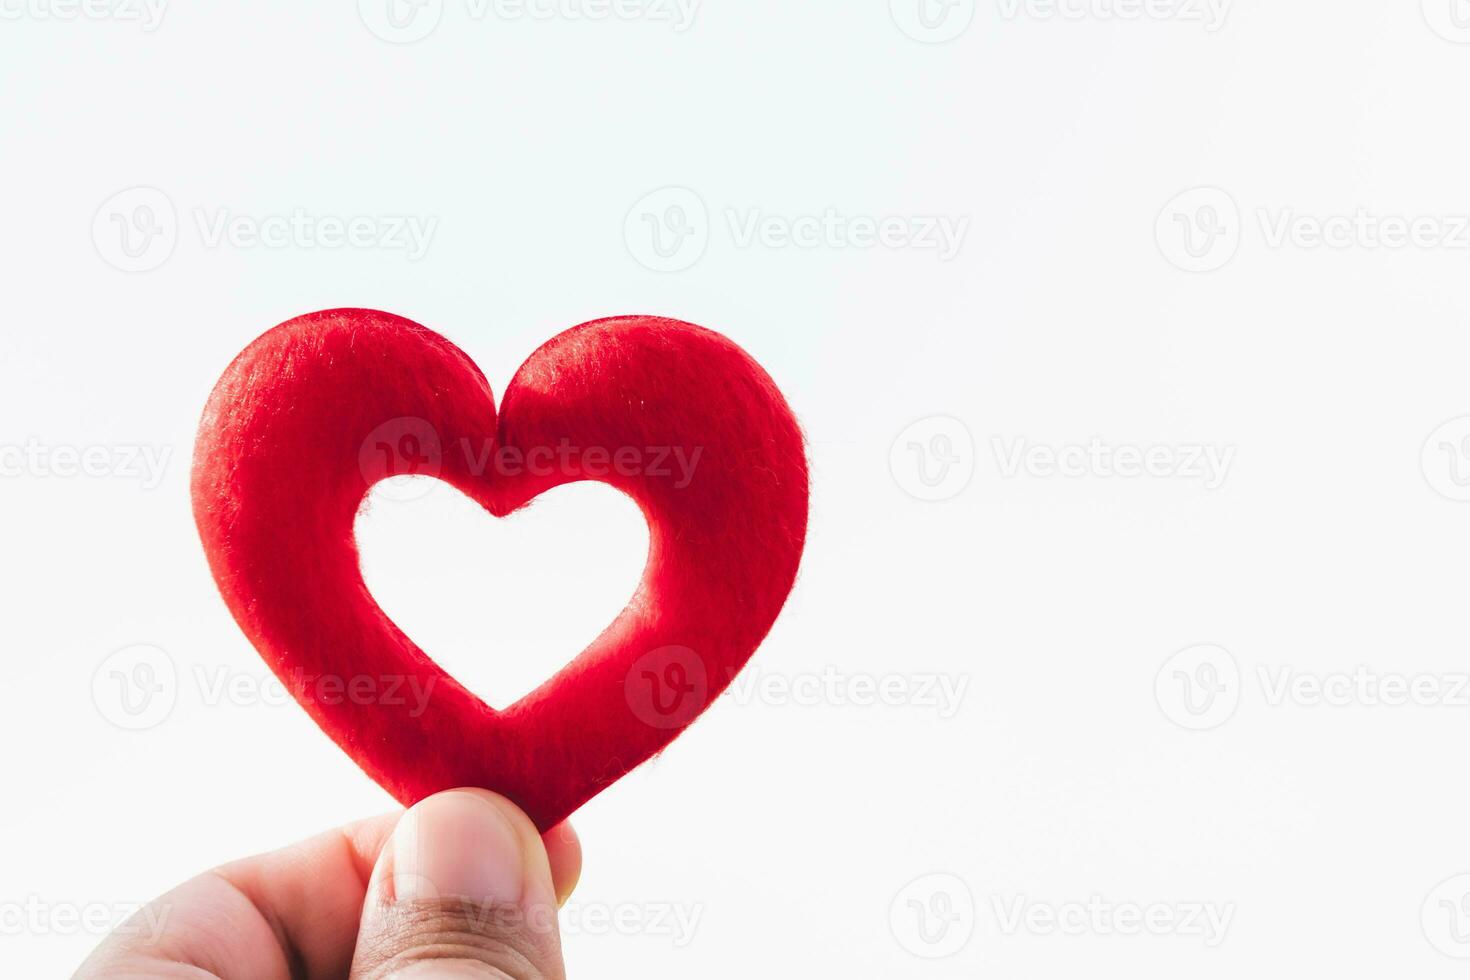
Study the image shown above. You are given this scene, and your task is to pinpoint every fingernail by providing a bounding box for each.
[389,790,525,905]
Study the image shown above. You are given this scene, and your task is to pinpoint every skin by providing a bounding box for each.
[73,791,581,980]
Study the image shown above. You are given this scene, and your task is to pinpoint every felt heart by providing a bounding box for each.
[191,309,808,830]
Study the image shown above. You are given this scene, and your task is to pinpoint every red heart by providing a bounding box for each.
[191,309,808,829]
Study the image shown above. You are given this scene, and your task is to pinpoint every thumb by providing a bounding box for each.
[349,789,567,980]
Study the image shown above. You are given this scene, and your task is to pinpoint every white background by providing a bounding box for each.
[5,0,1470,976]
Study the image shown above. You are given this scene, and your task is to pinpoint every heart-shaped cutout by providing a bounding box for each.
[191,309,808,829]
[356,480,648,710]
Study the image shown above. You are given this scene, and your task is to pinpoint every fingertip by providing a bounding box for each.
[386,789,576,911]
[542,821,582,907]
[456,792,580,907]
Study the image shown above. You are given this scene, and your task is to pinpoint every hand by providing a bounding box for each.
[74,789,582,979]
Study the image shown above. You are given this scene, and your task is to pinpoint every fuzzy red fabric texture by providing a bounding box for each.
[191,309,809,829]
